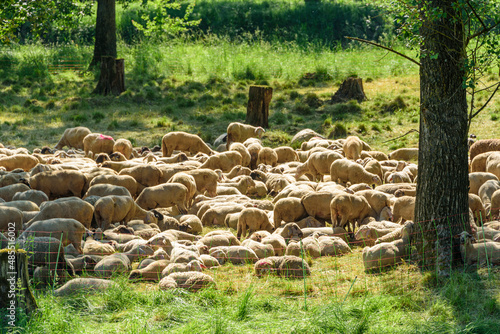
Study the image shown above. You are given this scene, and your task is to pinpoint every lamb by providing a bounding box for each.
[12,189,49,206]
[0,154,39,171]
[199,151,243,173]
[469,139,500,161]
[113,138,133,159]
[295,151,344,182]
[254,256,311,279]
[343,135,364,160]
[18,218,86,253]
[88,174,138,198]
[128,260,171,281]
[468,172,498,195]
[83,133,115,156]
[237,207,275,240]
[387,148,419,161]
[330,158,382,187]
[27,170,87,199]
[330,193,376,233]
[27,197,94,229]
[273,197,307,227]
[53,278,118,297]
[226,122,265,149]
[274,146,299,163]
[162,131,214,157]
[159,271,215,292]
[257,147,278,167]
[457,231,500,266]
[55,126,91,150]
[135,183,189,213]
[176,214,203,234]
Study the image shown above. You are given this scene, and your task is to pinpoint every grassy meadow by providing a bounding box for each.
[1,0,500,332]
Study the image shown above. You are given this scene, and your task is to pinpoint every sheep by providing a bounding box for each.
[392,196,416,224]
[343,136,364,160]
[362,237,409,272]
[261,234,287,256]
[295,151,343,182]
[119,164,163,191]
[167,172,197,206]
[257,147,278,167]
[88,174,138,198]
[161,131,214,157]
[135,183,189,213]
[113,138,133,159]
[12,189,49,206]
[176,214,203,234]
[469,139,500,161]
[226,122,265,149]
[375,183,415,195]
[83,236,116,256]
[354,221,401,246]
[374,220,415,244]
[469,193,486,223]
[224,245,259,264]
[330,158,382,187]
[356,190,393,220]
[254,256,311,279]
[285,237,321,258]
[200,254,220,268]
[128,260,171,281]
[18,218,86,253]
[468,172,498,195]
[199,151,243,173]
[27,170,87,199]
[237,207,274,240]
[201,204,245,227]
[273,222,303,244]
[387,148,419,161]
[0,206,23,237]
[470,152,494,172]
[330,193,376,233]
[218,175,256,197]
[0,154,39,171]
[318,235,352,256]
[83,184,132,200]
[273,197,307,227]
[457,231,500,266]
[385,171,412,184]
[274,146,299,164]
[478,179,500,213]
[246,142,262,169]
[229,142,251,167]
[184,169,219,197]
[224,165,251,180]
[0,183,31,202]
[26,197,94,229]
[94,253,131,278]
[241,239,275,258]
[301,191,344,222]
[485,152,500,180]
[161,260,203,277]
[295,216,325,228]
[0,200,39,212]
[159,271,215,292]
[55,126,92,150]
[53,278,118,297]
[83,133,115,157]
[250,170,295,195]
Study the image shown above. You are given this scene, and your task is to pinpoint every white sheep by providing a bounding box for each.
[226,122,265,149]
[457,231,500,266]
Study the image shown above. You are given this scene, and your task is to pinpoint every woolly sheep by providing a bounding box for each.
[387,148,418,161]
[184,169,219,197]
[162,131,214,157]
[229,142,251,167]
[457,231,500,266]
[330,193,376,233]
[199,151,243,173]
[53,278,118,297]
[343,136,364,160]
[274,146,299,164]
[27,197,94,229]
[285,237,320,258]
[12,189,48,206]
[88,174,138,198]
[392,196,416,224]
[226,122,265,149]
[254,255,311,279]
[159,271,215,292]
[470,152,494,173]
[27,170,87,199]
[273,222,303,244]
[318,235,352,256]
[261,234,287,256]
[55,126,91,150]
[295,151,343,182]
[241,239,275,258]
[273,197,307,227]
[135,183,189,213]
[237,207,275,240]
[0,154,39,172]
[330,158,382,187]
[83,133,115,157]
[469,139,500,161]
[128,259,170,281]
[94,253,131,278]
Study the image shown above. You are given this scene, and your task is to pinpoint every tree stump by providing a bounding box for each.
[93,56,125,96]
[331,77,366,103]
[0,249,38,325]
[246,85,273,128]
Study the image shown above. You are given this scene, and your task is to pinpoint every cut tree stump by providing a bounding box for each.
[246,85,273,128]
[331,77,366,103]
[93,56,125,96]
[0,249,38,322]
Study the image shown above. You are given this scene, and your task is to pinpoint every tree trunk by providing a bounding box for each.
[413,0,470,276]
[89,0,117,68]
[246,85,273,128]
[331,77,366,103]
[93,57,125,96]
[0,249,38,324]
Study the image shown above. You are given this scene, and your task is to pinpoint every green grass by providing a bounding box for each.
[4,251,499,333]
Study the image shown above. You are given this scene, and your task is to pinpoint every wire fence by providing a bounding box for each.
[2,210,499,302]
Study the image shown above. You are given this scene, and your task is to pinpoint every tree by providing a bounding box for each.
[359,0,499,276]
[89,0,117,68]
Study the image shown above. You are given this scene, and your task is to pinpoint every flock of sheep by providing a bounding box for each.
[1,123,500,296]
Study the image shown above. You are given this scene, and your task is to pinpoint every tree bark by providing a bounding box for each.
[93,57,125,96]
[89,0,117,68]
[413,0,470,276]
[246,85,273,128]
[331,77,366,103]
[0,249,38,322]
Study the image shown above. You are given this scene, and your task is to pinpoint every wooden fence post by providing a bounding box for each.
[246,85,273,128]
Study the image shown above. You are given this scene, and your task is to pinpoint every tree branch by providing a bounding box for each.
[466,0,486,30]
[467,21,500,43]
[345,36,421,67]
[382,129,419,143]
[469,82,500,120]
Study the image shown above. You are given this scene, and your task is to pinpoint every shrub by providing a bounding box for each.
[328,122,347,138]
